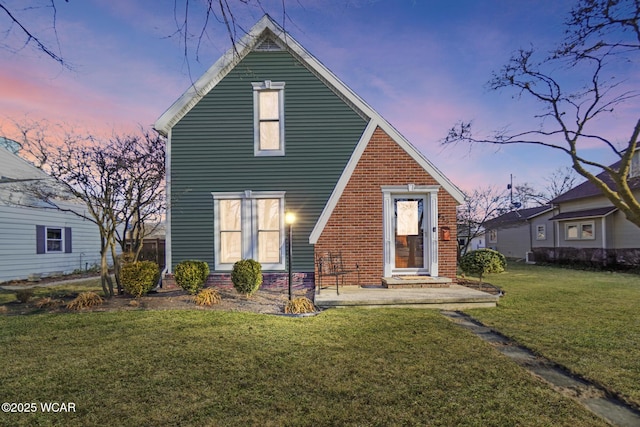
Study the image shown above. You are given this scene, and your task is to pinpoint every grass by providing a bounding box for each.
[465,262,640,409]
[0,309,605,426]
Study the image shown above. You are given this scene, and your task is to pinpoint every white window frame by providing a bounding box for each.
[252,80,285,157]
[46,226,64,253]
[212,191,286,271]
[488,229,497,243]
[565,221,595,240]
[536,224,546,240]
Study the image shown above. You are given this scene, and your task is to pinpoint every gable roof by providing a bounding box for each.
[550,206,617,221]
[483,205,554,229]
[552,160,640,203]
[154,15,465,215]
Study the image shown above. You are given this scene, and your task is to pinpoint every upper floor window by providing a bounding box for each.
[252,81,285,156]
[565,221,595,240]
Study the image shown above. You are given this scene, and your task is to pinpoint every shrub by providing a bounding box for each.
[284,297,316,314]
[174,260,210,295]
[231,259,262,297]
[194,288,221,306]
[15,289,34,303]
[459,249,507,283]
[66,292,103,310]
[120,261,160,297]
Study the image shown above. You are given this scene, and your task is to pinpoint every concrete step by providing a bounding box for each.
[382,276,452,289]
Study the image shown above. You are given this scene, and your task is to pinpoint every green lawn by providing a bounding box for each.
[466,263,640,409]
[0,309,605,426]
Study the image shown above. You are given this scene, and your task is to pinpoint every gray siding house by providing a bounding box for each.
[483,205,555,260]
[537,158,640,267]
[154,16,465,288]
[0,145,101,282]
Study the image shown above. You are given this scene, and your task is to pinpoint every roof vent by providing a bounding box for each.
[254,37,282,52]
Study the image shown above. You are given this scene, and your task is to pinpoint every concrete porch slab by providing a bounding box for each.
[315,284,499,309]
[382,276,452,289]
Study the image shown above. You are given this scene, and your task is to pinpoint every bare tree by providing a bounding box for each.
[6,120,165,297]
[457,186,509,256]
[445,0,640,227]
[544,166,580,200]
[0,0,70,68]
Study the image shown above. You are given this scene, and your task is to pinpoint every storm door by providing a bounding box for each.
[391,196,426,274]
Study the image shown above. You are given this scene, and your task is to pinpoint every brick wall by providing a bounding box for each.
[315,126,458,285]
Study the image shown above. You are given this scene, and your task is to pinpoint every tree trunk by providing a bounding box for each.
[100,248,114,297]
[110,240,123,295]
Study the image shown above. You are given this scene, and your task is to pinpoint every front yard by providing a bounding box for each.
[0,308,604,426]
[466,263,640,409]
[1,263,638,425]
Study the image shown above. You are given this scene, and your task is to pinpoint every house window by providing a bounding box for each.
[488,229,497,243]
[253,81,285,156]
[536,225,546,240]
[565,221,595,240]
[36,225,72,254]
[212,191,286,271]
[47,227,63,252]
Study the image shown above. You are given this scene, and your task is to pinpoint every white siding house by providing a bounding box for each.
[0,146,101,282]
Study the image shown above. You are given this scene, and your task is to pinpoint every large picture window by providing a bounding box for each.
[212,191,286,271]
[253,81,285,156]
[565,221,595,240]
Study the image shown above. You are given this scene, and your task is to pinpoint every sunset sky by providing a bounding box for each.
[0,0,637,194]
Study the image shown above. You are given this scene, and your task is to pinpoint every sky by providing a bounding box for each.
[0,0,637,194]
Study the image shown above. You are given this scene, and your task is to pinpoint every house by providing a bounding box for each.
[0,145,102,282]
[457,223,486,255]
[536,158,640,267]
[482,205,555,260]
[154,15,465,290]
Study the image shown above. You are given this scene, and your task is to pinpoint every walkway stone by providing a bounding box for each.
[442,310,640,427]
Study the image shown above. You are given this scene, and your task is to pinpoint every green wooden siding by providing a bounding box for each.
[170,50,368,271]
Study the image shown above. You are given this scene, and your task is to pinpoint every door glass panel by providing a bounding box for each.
[395,198,424,269]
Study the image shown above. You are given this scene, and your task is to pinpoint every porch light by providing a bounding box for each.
[285,212,296,300]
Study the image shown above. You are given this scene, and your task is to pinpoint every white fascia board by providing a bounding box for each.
[154,16,276,136]
[309,120,377,244]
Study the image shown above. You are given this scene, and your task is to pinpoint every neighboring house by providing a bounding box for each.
[457,223,485,255]
[538,157,640,267]
[483,205,555,260]
[0,145,101,282]
[154,16,465,288]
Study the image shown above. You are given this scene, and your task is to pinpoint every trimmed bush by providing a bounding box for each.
[284,297,316,314]
[231,259,262,297]
[121,261,160,298]
[66,292,103,310]
[175,260,210,295]
[194,288,221,306]
[459,249,507,283]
